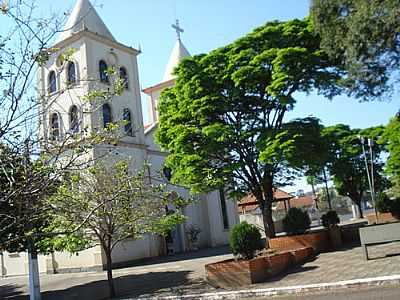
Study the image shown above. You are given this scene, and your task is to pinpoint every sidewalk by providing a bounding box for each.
[1,242,400,300]
[131,241,400,299]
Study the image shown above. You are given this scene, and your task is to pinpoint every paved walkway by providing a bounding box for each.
[134,241,400,299]
[1,242,400,299]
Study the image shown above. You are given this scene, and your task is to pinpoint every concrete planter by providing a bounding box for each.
[269,230,330,253]
[359,222,400,260]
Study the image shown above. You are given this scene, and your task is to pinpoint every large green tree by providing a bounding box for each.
[311,0,400,101]
[323,124,387,217]
[156,19,343,238]
[382,113,400,197]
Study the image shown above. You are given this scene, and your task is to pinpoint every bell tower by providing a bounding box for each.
[38,0,145,151]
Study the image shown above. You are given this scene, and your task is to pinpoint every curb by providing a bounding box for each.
[126,274,400,300]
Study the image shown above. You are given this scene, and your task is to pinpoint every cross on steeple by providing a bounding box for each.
[172,19,184,40]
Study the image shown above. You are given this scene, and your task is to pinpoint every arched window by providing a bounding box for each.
[123,108,133,136]
[67,62,77,84]
[50,113,60,140]
[69,105,80,133]
[102,103,112,128]
[99,60,109,83]
[48,71,57,94]
[119,67,129,89]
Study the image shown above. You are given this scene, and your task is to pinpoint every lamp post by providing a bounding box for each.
[359,136,379,223]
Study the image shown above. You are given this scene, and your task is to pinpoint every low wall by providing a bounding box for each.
[0,252,47,277]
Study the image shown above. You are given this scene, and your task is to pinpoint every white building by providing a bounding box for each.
[0,0,238,276]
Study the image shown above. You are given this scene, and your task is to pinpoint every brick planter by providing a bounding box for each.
[269,230,330,253]
[264,251,292,276]
[205,256,268,288]
[289,247,314,264]
[366,212,399,225]
[205,248,313,289]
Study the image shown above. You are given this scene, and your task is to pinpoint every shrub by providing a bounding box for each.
[376,192,392,213]
[283,207,311,235]
[321,211,340,228]
[376,193,400,217]
[229,222,262,260]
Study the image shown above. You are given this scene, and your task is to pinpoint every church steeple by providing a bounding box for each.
[163,19,190,82]
[58,0,115,43]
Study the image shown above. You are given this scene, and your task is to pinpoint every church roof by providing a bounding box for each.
[163,38,191,82]
[58,0,115,43]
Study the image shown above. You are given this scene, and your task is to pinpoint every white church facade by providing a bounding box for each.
[0,0,238,276]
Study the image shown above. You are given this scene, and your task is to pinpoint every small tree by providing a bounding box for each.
[283,208,311,235]
[323,124,388,218]
[48,161,186,298]
[229,222,262,260]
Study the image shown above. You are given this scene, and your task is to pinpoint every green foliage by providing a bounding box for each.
[376,192,392,213]
[156,18,343,237]
[283,207,311,235]
[376,192,400,217]
[321,210,340,228]
[48,161,187,254]
[322,124,388,216]
[229,222,262,260]
[382,115,400,198]
[0,144,59,253]
[311,0,400,101]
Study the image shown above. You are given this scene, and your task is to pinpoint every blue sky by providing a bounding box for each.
[6,0,400,192]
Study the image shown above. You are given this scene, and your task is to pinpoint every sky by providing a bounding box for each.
[4,0,399,193]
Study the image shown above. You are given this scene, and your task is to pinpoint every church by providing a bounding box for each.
[0,0,238,276]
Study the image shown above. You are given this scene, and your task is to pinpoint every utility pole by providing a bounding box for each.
[24,138,42,300]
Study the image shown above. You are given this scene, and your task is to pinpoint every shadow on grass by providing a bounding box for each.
[1,270,193,300]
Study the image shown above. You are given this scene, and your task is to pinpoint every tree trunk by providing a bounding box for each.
[311,182,318,209]
[323,168,332,210]
[262,204,275,239]
[104,248,116,298]
[259,176,276,239]
[356,201,364,219]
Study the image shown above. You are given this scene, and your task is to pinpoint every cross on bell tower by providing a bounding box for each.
[172,19,184,40]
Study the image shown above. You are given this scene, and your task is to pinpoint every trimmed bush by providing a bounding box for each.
[283,207,311,235]
[376,193,400,217]
[376,192,392,213]
[321,211,340,228]
[229,222,262,260]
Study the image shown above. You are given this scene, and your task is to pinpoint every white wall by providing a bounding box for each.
[1,252,47,277]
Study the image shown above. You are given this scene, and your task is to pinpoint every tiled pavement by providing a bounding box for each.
[1,242,400,299]
[136,241,400,298]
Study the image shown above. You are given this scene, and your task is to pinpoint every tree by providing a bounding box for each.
[323,124,387,218]
[156,19,343,238]
[48,161,186,298]
[382,113,400,198]
[311,0,400,101]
